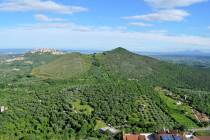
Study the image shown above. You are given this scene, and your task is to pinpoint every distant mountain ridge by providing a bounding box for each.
[0,49,31,55]
[31,47,210,91]
[139,50,210,56]
[1,48,210,56]
[32,47,159,80]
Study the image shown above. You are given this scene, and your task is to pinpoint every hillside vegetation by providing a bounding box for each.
[32,53,92,79]
[98,47,159,79]
[0,47,210,139]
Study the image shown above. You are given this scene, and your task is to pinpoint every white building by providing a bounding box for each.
[0,106,5,113]
[0,106,8,113]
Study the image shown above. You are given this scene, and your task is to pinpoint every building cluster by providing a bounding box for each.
[98,124,210,140]
[123,131,210,140]
[29,48,64,55]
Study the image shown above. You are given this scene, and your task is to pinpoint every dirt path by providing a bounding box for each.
[192,126,210,132]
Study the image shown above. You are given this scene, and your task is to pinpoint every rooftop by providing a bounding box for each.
[123,134,146,140]
[196,136,210,140]
[155,131,184,140]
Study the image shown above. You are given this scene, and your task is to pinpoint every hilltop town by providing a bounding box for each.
[29,48,64,55]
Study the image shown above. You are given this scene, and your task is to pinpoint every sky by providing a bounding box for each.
[0,0,210,52]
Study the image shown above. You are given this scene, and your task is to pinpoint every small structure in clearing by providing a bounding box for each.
[0,106,8,113]
[13,68,20,71]
[99,126,120,135]
[176,101,182,105]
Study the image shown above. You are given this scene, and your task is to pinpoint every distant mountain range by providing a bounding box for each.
[138,50,210,56]
[1,48,210,56]
[0,49,31,55]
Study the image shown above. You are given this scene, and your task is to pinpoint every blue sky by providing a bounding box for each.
[0,0,210,52]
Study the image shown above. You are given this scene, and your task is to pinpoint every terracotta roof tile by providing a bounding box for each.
[123,134,145,140]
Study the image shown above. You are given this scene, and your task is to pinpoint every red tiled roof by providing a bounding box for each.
[123,134,145,140]
[197,136,210,140]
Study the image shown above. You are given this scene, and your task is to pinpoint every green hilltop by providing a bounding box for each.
[31,47,159,80]
[32,53,92,79]
[31,47,210,91]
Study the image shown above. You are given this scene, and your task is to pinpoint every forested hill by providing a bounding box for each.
[32,47,210,91]
[99,47,160,78]
[0,47,210,139]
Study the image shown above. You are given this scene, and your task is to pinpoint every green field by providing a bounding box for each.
[156,87,198,128]
[72,99,94,115]
[95,120,107,130]
[32,53,92,79]
[136,95,175,130]
[194,130,210,136]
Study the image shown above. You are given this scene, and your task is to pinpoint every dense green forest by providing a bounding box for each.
[0,48,210,140]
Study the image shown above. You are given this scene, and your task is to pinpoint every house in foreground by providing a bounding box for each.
[155,130,184,140]
[123,133,146,140]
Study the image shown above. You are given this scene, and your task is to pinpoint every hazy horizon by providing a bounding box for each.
[1,47,210,56]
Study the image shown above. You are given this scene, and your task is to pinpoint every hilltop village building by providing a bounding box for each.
[29,48,64,55]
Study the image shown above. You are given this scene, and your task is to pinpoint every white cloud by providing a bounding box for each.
[123,9,189,22]
[123,0,206,24]
[128,22,153,27]
[1,23,210,52]
[19,22,94,32]
[147,30,168,34]
[35,14,66,22]
[23,23,73,29]
[0,0,88,14]
[144,0,207,9]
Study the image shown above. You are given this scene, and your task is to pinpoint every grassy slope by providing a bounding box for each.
[95,120,107,130]
[0,53,59,87]
[24,53,61,67]
[195,130,210,136]
[72,99,94,115]
[32,53,92,80]
[156,87,198,128]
